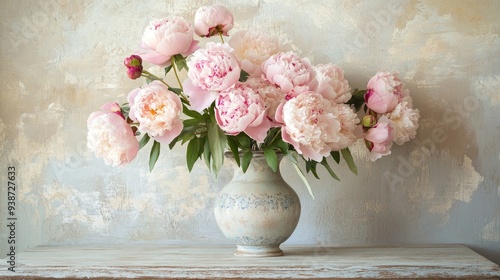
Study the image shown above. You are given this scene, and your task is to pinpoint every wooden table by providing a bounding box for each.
[1,244,499,279]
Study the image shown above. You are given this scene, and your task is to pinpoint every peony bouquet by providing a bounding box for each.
[87,5,419,190]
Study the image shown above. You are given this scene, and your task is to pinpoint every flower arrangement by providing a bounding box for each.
[87,5,419,191]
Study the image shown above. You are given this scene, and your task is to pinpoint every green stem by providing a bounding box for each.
[141,70,171,88]
[171,57,184,92]
[268,129,282,146]
[171,56,189,104]
[218,31,225,44]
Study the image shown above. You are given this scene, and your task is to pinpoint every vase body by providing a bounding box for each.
[214,152,301,257]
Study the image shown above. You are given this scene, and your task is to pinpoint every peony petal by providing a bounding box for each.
[244,117,270,142]
[101,102,121,113]
[299,145,325,162]
[153,119,183,144]
[127,88,141,121]
[140,50,171,66]
[184,79,217,112]
[181,40,200,57]
[274,101,286,124]
[156,33,193,58]
[87,111,105,125]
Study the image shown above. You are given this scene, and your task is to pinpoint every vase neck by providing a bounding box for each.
[232,155,282,181]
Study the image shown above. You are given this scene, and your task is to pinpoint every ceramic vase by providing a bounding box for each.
[214,152,301,257]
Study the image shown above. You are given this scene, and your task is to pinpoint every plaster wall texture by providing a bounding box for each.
[0,0,499,264]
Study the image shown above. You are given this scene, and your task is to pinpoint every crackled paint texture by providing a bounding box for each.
[0,0,499,264]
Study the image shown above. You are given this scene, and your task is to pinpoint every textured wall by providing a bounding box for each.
[0,0,499,264]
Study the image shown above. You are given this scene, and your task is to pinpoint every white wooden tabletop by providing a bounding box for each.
[1,244,499,279]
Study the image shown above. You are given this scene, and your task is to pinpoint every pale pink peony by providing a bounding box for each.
[315,64,351,104]
[229,30,282,78]
[215,82,270,142]
[244,77,285,123]
[128,81,183,144]
[262,51,318,99]
[275,92,342,162]
[87,105,139,166]
[184,42,241,112]
[140,16,199,66]
[364,116,394,161]
[100,102,125,118]
[194,5,234,37]
[327,104,359,151]
[387,97,420,145]
[365,72,405,114]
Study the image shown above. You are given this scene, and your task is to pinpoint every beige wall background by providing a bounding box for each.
[0,0,499,264]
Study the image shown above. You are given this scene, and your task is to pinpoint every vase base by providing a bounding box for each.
[234,245,283,257]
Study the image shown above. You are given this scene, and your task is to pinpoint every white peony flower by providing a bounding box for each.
[276,92,341,162]
[387,97,420,145]
[315,63,351,104]
[229,30,282,78]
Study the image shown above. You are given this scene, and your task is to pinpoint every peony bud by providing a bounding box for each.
[126,66,142,80]
[124,55,142,68]
[361,115,377,128]
[124,55,143,80]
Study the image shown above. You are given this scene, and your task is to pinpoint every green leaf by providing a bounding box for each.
[203,139,211,171]
[264,148,278,172]
[208,120,226,176]
[182,105,203,119]
[341,148,357,175]
[239,69,249,82]
[183,118,204,128]
[241,150,253,173]
[149,140,161,172]
[120,104,130,120]
[138,134,151,150]
[236,133,251,148]
[321,158,340,180]
[286,154,314,199]
[186,137,203,172]
[306,160,320,179]
[346,89,367,112]
[331,151,340,164]
[272,139,289,155]
[226,136,240,166]
[180,130,195,144]
[173,54,188,71]
[168,87,183,95]
[164,65,173,76]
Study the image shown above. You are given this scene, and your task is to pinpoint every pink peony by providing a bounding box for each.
[244,77,285,123]
[184,42,241,112]
[327,104,359,151]
[275,92,342,162]
[215,82,270,142]
[87,104,139,166]
[194,5,234,37]
[229,30,282,78]
[262,51,318,99]
[128,81,183,144]
[315,64,351,104]
[387,96,420,145]
[140,16,199,66]
[364,116,394,161]
[365,72,405,114]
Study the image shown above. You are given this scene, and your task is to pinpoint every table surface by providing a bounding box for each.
[0,244,499,279]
